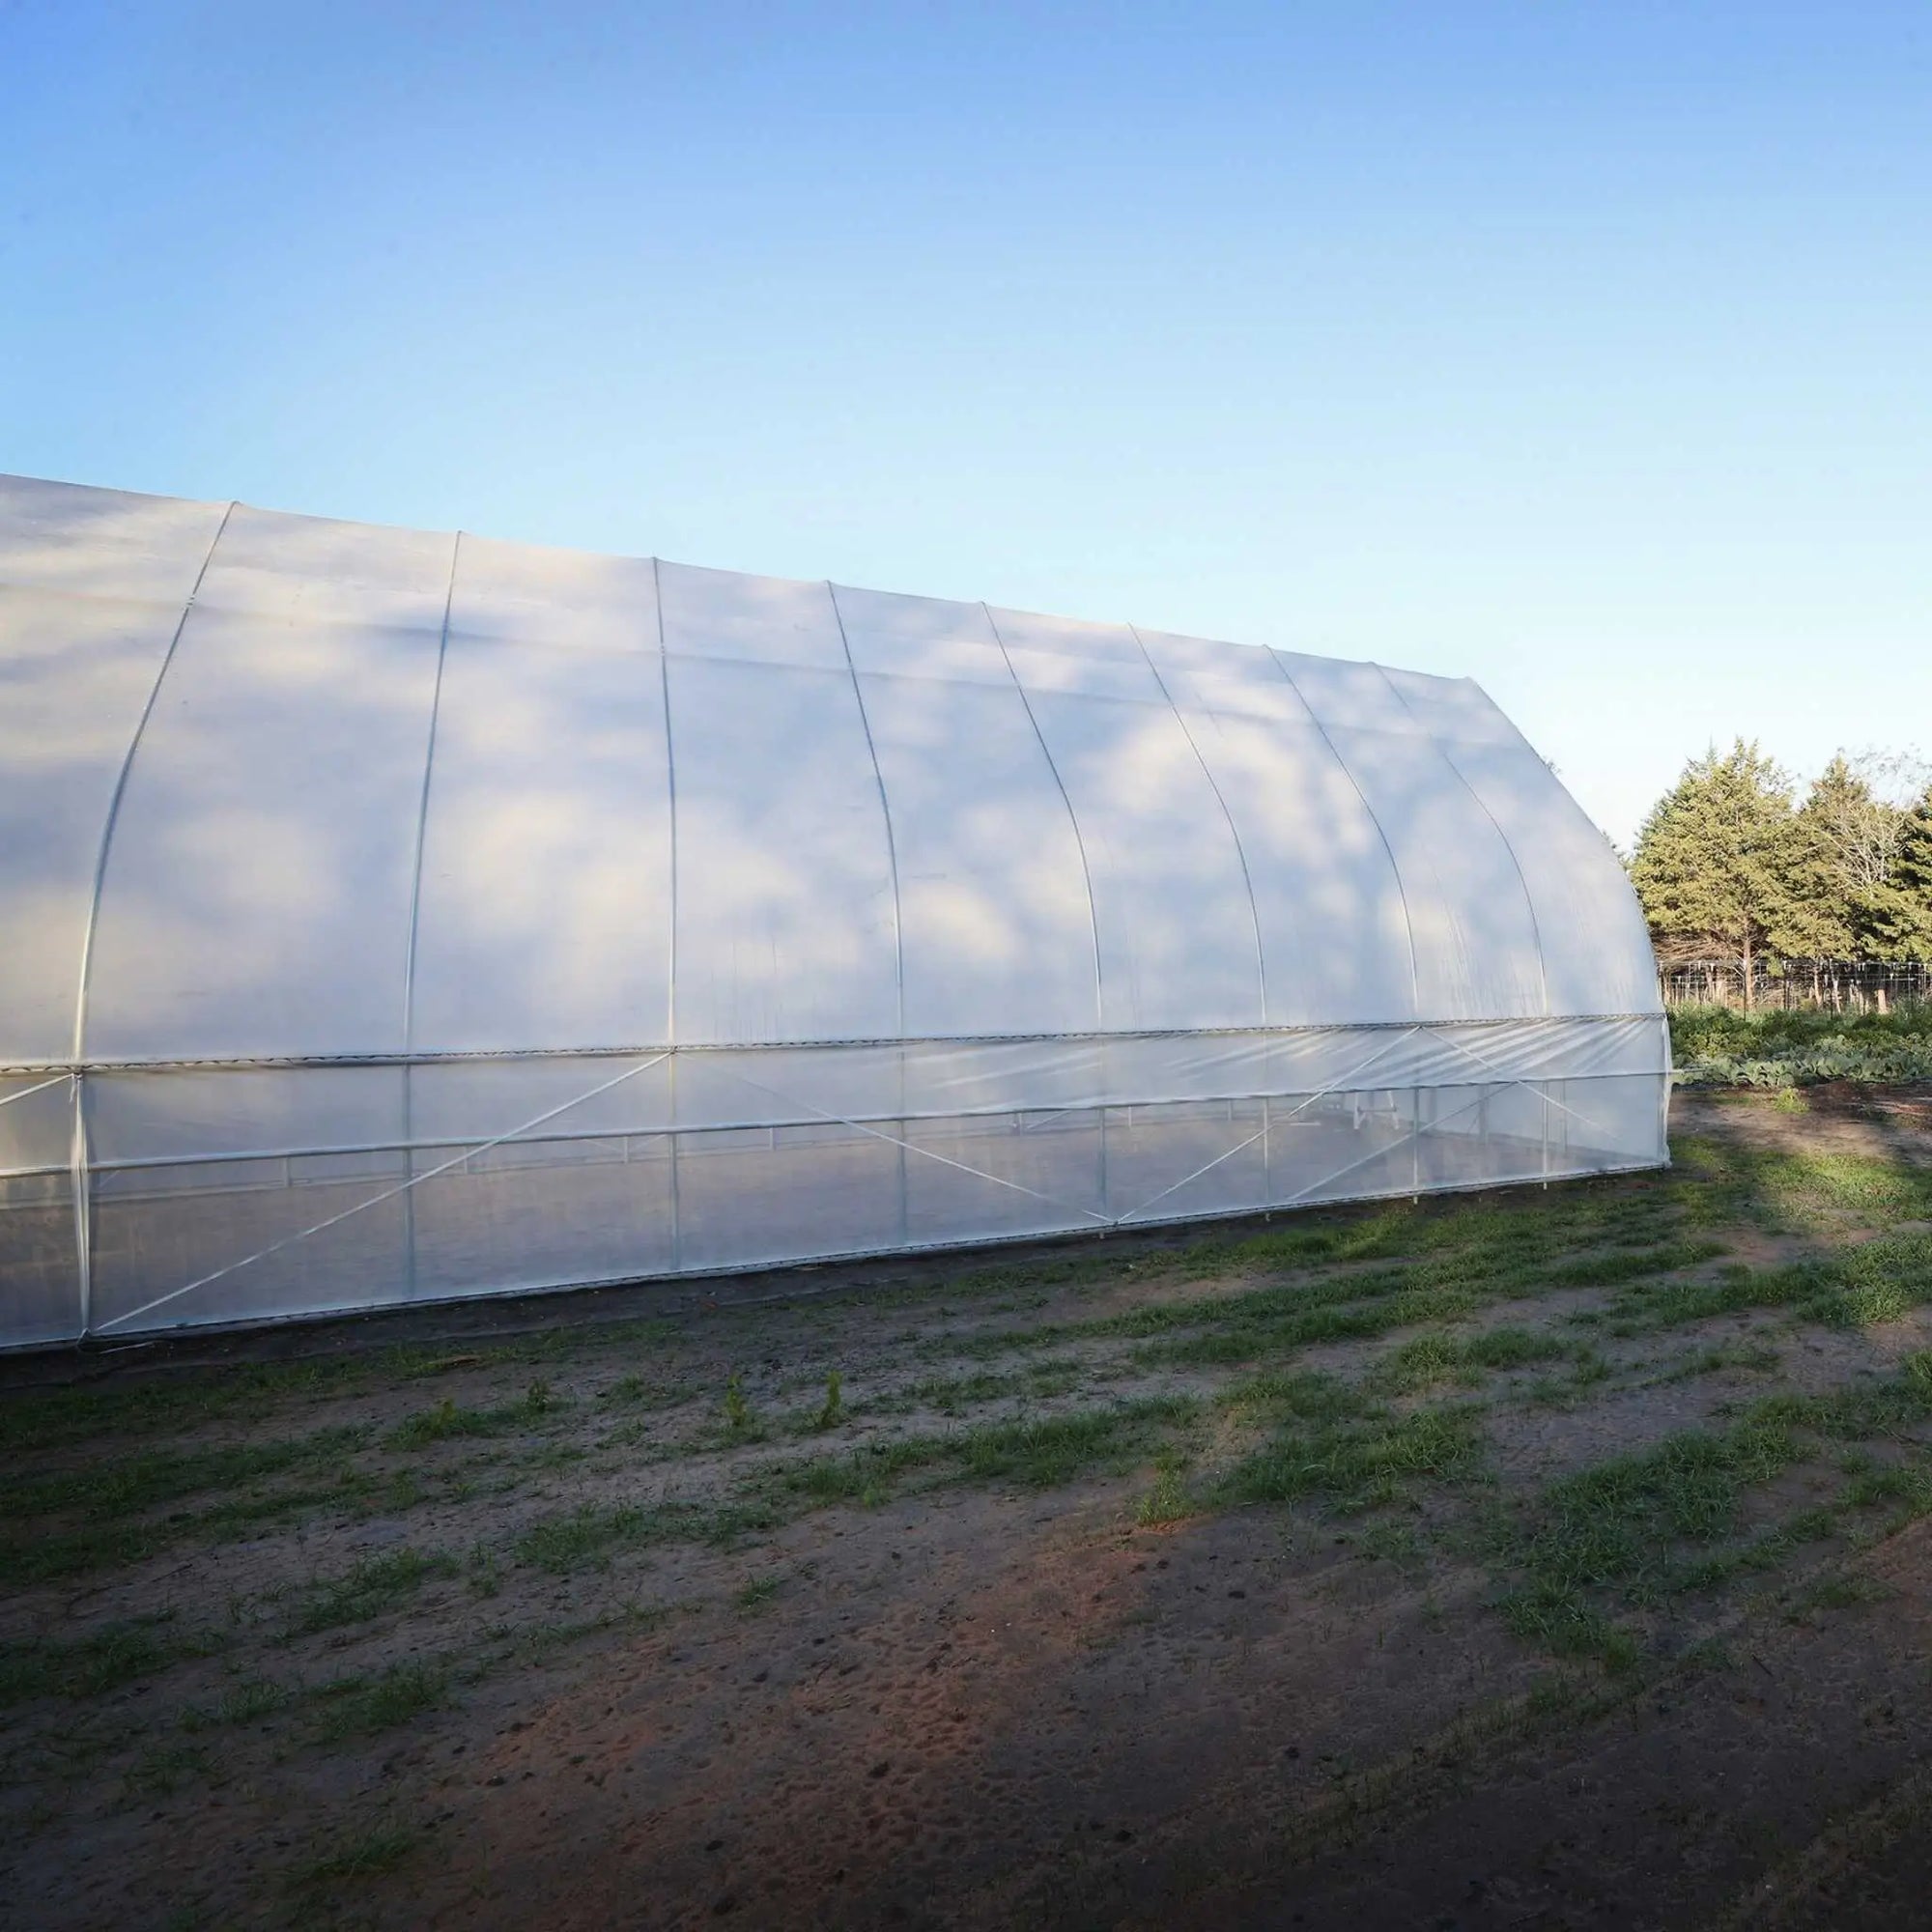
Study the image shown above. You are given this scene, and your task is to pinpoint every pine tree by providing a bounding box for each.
[1629,741,1804,1009]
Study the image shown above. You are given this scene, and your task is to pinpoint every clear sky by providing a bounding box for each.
[4,2,1928,845]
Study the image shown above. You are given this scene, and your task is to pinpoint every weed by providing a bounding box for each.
[289,1548,458,1636]
[0,1616,204,1707]
[733,1575,781,1612]
[1357,1518,1429,1568]
[1215,1405,1485,1515]
[386,1397,497,1449]
[1372,1326,1570,1394]
[123,1741,214,1800]
[1137,1456,1193,1528]
[311,1659,450,1742]
[289,1821,417,1888]
[816,1370,845,1431]
[179,1678,291,1732]
[724,1375,752,1432]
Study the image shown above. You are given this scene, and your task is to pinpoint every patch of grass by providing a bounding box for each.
[1371,1325,1571,1394]
[385,1398,498,1449]
[513,1495,781,1574]
[123,1741,214,1800]
[311,1659,451,1742]
[732,1575,781,1612]
[0,1616,205,1707]
[1,1424,371,1526]
[1788,1572,1892,1616]
[1136,1450,1194,1528]
[781,1396,1199,1511]
[1219,1368,1374,1427]
[601,1374,689,1411]
[1496,1357,1932,1665]
[289,1821,417,1889]
[387,1381,562,1450]
[289,1548,459,1636]
[1653,1338,1785,1384]
[1357,1517,1429,1568]
[1600,1233,1932,1338]
[1214,1404,1485,1515]
[179,1677,292,1732]
[724,1374,752,1432]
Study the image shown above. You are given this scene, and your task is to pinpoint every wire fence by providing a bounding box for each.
[1658,959,1932,1012]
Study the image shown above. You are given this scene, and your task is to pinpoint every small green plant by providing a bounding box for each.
[312,1659,451,1743]
[724,1374,752,1432]
[1137,1461,1191,1528]
[289,1820,417,1889]
[815,1370,845,1432]
[733,1575,781,1612]
[180,1677,291,1732]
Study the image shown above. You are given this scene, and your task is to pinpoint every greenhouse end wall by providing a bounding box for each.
[0,474,1669,1347]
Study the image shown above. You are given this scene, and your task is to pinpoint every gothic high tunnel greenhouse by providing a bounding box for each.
[0,473,1669,1348]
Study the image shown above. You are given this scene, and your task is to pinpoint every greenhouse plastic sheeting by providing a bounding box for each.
[0,473,1669,1346]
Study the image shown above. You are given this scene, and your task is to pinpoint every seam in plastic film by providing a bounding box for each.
[399,529,464,1300]
[982,605,1106,1032]
[70,497,236,1335]
[828,583,905,1039]
[652,557,682,1266]
[1376,664,1551,1018]
[828,582,910,1244]
[1267,650,1423,1016]
[1128,625,1269,1027]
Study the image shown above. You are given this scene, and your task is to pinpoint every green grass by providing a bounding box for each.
[1495,1353,1932,1667]
[1598,1232,1932,1337]
[289,1821,417,1889]
[732,1575,781,1612]
[1,1424,371,1525]
[780,1396,1199,1511]
[1370,1325,1573,1393]
[123,1741,215,1799]
[289,1548,460,1636]
[0,1616,206,1708]
[1671,1136,1932,1235]
[311,1659,451,1742]
[1214,1403,1485,1515]
[179,1677,293,1732]
[513,1494,782,1574]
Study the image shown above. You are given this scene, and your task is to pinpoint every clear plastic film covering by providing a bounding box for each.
[0,473,1668,1345]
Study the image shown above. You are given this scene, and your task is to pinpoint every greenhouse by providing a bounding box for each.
[0,472,1669,1349]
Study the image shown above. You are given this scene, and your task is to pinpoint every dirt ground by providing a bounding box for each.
[5,1087,1932,1931]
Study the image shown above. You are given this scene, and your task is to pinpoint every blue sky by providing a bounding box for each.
[4,1,1928,844]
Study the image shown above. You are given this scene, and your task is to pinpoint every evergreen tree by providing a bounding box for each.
[1885,784,1932,960]
[1798,753,1932,961]
[1630,740,1803,1009]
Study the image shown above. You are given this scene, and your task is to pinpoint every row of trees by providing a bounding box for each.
[1628,742,1932,999]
